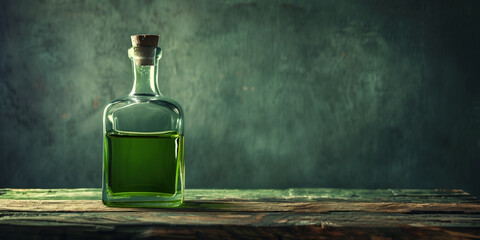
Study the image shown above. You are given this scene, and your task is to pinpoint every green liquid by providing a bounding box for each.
[104,130,183,197]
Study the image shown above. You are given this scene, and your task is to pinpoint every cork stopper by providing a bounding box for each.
[131,34,159,47]
[129,35,161,66]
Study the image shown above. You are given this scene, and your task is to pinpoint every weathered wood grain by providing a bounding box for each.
[1,212,480,239]
[1,224,479,240]
[2,211,480,227]
[1,199,480,214]
[0,188,479,239]
[0,188,477,202]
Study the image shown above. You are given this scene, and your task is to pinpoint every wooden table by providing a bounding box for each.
[0,188,479,239]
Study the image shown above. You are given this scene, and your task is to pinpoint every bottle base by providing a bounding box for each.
[103,199,183,208]
[102,191,183,208]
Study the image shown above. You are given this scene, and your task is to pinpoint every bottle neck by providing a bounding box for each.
[128,46,163,96]
[130,62,161,96]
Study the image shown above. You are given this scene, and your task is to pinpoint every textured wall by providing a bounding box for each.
[1,0,479,196]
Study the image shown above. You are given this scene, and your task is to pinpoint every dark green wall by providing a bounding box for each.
[1,0,479,196]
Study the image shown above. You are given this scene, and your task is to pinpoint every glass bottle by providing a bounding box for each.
[102,35,184,208]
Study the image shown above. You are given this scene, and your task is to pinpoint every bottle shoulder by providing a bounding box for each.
[103,94,184,134]
[104,95,184,116]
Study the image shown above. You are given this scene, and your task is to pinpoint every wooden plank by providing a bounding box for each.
[1,199,480,214]
[2,211,480,227]
[1,189,479,239]
[1,212,479,239]
[1,224,479,240]
[1,188,477,203]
